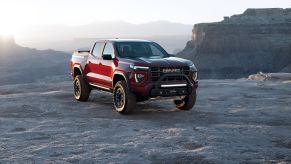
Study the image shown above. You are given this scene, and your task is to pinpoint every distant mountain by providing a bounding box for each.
[0,36,70,85]
[16,21,192,53]
[51,35,191,54]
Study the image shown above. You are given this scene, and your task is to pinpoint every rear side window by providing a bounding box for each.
[103,43,115,57]
[92,42,105,57]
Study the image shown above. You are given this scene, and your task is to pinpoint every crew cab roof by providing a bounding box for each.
[95,39,152,43]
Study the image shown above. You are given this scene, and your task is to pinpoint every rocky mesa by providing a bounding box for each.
[178,8,291,79]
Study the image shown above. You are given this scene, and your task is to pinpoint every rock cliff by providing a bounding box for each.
[178,8,291,79]
[0,35,70,85]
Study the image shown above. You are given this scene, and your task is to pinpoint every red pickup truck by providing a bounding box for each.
[70,39,198,114]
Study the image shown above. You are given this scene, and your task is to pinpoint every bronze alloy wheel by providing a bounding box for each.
[174,91,196,110]
[113,80,136,114]
[74,78,81,99]
[73,75,90,101]
[114,86,125,109]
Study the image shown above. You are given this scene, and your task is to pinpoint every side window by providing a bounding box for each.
[92,42,105,57]
[103,43,115,57]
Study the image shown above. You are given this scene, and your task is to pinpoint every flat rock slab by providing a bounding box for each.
[248,73,291,81]
[0,79,291,163]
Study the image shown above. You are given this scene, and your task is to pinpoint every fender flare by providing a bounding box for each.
[73,64,83,77]
[112,71,131,90]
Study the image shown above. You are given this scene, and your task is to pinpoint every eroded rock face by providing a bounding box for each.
[178,8,291,79]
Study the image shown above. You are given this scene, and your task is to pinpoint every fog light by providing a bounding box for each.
[135,73,145,83]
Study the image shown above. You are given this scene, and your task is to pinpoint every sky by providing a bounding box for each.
[0,0,290,36]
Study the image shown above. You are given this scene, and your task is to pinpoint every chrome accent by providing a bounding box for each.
[162,68,180,73]
[130,65,149,70]
[134,66,149,70]
[160,84,187,88]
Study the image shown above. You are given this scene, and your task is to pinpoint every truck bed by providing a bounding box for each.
[71,50,90,69]
[73,50,90,57]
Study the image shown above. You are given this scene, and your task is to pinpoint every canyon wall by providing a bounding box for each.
[178,8,291,78]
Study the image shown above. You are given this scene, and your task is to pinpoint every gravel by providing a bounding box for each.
[0,78,291,163]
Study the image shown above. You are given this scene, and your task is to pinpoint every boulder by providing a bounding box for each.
[248,72,291,81]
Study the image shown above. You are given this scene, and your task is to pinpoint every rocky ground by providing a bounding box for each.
[0,76,291,163]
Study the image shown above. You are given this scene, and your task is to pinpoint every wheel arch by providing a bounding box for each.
[73,65,83,78]
[112,72,130,89]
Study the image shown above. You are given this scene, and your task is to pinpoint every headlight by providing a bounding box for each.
[130,65,149,83]
[189,64,197,81]
[135,73,145,83]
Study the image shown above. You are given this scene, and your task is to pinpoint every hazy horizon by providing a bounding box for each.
[1,0,290,34]
[1,0,290,52]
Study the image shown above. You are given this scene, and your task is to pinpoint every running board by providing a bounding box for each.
[89,83,112,92]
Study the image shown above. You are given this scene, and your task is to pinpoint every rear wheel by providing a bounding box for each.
[113,81,136,114]
[74,75,90,101]
[174,91,196,110]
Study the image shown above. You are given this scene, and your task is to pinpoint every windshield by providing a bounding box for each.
[115,42,169,59]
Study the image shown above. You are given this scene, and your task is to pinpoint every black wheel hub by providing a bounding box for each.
[114,87,125,108]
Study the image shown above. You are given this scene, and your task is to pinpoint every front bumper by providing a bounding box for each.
[150,74,197,97]
[131,73,198,98]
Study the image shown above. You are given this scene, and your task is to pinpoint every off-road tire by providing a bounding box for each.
[174,91,196,110]
[113,81,136,114]
[74,75,90,101]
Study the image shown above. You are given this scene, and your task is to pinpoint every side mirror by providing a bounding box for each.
[103,54,113,60]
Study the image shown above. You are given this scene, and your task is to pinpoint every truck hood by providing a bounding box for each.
[120,57,193,68]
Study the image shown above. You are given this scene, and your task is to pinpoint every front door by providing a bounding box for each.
[98,42,115,88]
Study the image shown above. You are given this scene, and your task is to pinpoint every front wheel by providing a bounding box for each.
[113,81,136,114]
[174,91,196,110]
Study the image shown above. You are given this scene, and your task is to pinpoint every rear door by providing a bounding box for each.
[85,42,105,85]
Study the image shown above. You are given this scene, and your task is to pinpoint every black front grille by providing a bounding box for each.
[150,66,190,81]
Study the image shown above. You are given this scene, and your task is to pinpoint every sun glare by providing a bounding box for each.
[0,25,16,36]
